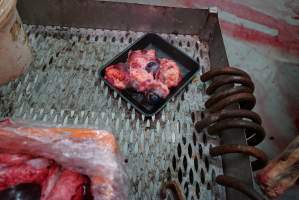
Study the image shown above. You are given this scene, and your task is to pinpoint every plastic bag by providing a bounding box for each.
[0,118,128,200]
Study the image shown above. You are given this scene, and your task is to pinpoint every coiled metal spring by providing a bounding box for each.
[194,66,268,200]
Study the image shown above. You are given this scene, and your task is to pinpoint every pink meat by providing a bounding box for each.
[44,170,87,200]
[128,49,157,69]
[104,63,130,89]
[143,80,170,98]
[156,58,182,88]
[0,158,53,190]
[129,68,154,92]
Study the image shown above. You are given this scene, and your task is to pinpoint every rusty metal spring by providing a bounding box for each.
[160,67,268,200]
[194,66,268,200]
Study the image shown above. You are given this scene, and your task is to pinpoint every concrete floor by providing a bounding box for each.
[109,0,299,199]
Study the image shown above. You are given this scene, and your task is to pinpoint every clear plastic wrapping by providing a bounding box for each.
[0,118,128,200]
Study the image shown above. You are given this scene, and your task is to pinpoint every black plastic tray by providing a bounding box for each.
[98,33,199,116]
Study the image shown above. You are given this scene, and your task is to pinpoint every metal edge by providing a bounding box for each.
[206,11,255,200]
[17,0,208,35]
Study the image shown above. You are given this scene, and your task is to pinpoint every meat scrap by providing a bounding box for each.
[129,68,154,92]
[156,58,183,88]
[0,119,127,200]
[0,153,32,168]
[104,49,182,99]
[0,153,88,200]
[43,170,87,200]
[256,135,299,198]
[0,157,53,191]
[41,164,62,199]
[104,63,130,90]
[127,49,157,69]
[143,80,170,98]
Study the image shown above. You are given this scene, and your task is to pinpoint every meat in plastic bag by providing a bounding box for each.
[0,118,128,200]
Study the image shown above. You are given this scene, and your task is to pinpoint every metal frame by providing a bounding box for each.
[17,1,254,199]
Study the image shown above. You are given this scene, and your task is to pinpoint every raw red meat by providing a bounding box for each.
[41,164,61,199]
[156,58,182,88]
[104,63,130,89]
[127,49,157,69]
[42,170,87,200]
[0,157,53,190]
[0,120,126,200]
[256,135,299,198]
[0,153,88,200]
[0,153,32,168]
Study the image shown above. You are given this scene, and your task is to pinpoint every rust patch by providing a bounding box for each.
[10,18,21,41]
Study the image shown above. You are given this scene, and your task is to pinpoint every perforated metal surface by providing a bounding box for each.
[0,25,225,200]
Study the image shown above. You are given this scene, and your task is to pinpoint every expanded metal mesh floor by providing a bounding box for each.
[0,25,225,200]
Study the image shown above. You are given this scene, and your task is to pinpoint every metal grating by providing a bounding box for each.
[0,25,225,200]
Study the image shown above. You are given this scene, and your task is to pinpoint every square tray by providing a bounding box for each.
[98,33,199,116]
